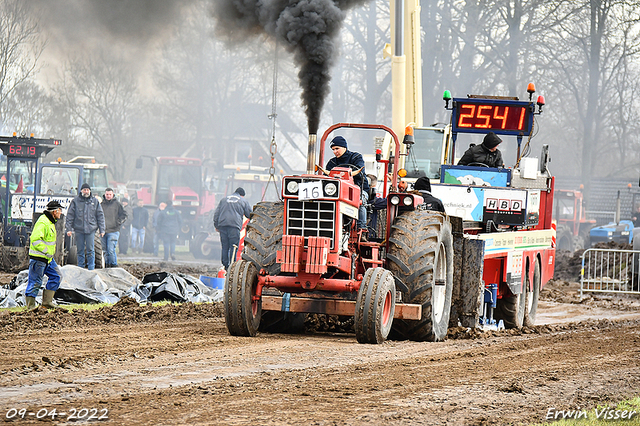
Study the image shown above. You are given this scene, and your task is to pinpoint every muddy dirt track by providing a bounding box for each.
[1,255,640,425]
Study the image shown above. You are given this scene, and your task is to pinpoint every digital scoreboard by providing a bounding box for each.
[0,136,62,158]
[451,98,534,136]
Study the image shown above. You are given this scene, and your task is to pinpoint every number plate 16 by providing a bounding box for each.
[298,181,323,200]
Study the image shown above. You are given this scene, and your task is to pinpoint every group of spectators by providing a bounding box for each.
[62,184,184,268]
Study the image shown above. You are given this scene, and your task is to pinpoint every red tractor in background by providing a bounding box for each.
[134,156,216,243]
[554,189,595,252]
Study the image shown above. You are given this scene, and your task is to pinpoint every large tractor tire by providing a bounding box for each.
[556,225,574,252]
[354,267,396,344]
[94,233,104,269]
[242,202,284,275]
[191,232,218,260]
[224,260,261,336]
[241,202,306,333]
[387,211,454,342]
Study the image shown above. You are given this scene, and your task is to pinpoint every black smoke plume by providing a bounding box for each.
[212,0,368,134]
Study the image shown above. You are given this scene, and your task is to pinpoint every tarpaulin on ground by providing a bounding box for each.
[0,266,223,308]
[128,272,219,304]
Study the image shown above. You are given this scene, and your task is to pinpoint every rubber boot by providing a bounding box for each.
[42,290,57,309]
[25,296,38,311]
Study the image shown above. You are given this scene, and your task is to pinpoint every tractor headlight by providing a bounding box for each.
[403,196,413,206]
[390,195,400,205]
[324,182,337,196]
[286,180,299,194]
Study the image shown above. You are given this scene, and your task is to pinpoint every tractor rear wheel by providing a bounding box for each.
[355,268,396,344]
[94,233,104,269]
[387,211,453,342]
[242,202,284,275]
[191,232,217,259]
[556,225,574,252]
[242,202,306,333]
[224,259,261,337]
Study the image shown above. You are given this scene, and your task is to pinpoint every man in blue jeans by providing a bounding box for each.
[101,188,127,267]
[65,183,105,270]
[26,201,64,310]
[214,187,252,269]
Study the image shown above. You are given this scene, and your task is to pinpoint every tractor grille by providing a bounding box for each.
[286,200,336,248]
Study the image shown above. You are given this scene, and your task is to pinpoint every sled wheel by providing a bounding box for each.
[524,259,541,326]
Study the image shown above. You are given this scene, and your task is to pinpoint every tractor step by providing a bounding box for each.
[261,295,422,320]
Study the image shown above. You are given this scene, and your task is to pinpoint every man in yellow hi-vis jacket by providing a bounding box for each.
[26,200,64,310]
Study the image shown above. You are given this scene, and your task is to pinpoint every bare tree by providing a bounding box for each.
[0,0,45,127]
[55,51,140,182]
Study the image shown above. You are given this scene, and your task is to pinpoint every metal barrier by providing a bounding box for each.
[581,248,640,296]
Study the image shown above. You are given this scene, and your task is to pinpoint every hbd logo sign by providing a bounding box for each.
[486,198,522,212]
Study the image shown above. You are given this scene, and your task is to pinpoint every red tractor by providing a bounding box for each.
[225,124,454,344]
[135,156,216,241]
[554,189,595,252]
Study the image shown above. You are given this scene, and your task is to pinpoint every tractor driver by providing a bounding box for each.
[326,136,369,237]
[458,132,505,168]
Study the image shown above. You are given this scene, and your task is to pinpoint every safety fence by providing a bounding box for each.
[581,248,640,296]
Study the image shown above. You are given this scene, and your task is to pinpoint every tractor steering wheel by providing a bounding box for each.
[467,162,490,168]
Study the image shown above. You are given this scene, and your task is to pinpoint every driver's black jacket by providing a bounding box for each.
[326,150,369,192]
[457,144,504,168]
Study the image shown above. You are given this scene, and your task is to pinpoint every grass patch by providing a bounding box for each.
[535,397,640,424]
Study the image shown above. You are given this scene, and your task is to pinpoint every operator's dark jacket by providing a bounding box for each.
[65,194,106,235]
[326,150,370,192]
[132,206,149,230]
[157,205,182,237]
[457,144,504,168]
[214,192,252,230]
[101,197,127,234]
[416,190,445,213]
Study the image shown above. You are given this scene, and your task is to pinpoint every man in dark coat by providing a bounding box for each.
[457,132,505,168]
[214,187,252,269]
[412,177,445,213]
[131,199,149,254]
[157,201,182,261]
[101,188,127,267]
[326,136,369,233]
[65,183,105,270]
[118,197,134,255]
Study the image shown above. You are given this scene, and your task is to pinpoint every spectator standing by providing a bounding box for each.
[214,187,252,269]
[26,201,64,310]
[131,199,149,254]
[101,188,127,267]
[156,201,182,261]
[118,197,134,255]
[65,183,105,270]
[152,202,167,256]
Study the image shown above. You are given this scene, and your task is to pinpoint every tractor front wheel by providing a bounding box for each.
[354,268,396,344]
[224,260,261,337]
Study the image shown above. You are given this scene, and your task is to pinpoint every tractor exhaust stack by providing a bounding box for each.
[306,134,317,174]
